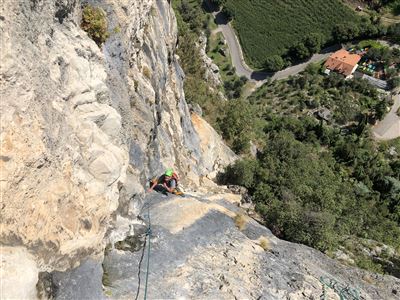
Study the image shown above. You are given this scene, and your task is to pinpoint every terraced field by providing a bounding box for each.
[225,0,358,69]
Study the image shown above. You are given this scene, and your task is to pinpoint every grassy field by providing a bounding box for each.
[225,0,358,69]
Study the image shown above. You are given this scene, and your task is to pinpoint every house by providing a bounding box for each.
[324,49,361,79]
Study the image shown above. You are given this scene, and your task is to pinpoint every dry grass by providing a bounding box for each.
[234,213,248,231]
[362,274,375,284]
[142,66,151,79]
[258,236,271,251]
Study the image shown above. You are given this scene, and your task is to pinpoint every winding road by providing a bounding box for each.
[210,8,338,85]
[207,3,400,140]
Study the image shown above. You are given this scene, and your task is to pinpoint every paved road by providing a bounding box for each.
[372,93,400,141]
[210,7,337,85]
[213,12,266,80]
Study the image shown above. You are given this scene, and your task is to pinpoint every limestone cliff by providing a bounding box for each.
[0,0,235,298]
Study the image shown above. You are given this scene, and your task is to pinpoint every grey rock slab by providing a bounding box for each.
[104,192,400,299]
[52,259,105,300]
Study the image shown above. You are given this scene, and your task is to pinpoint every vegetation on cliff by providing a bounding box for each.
[80,5,109,46]
[173,0,226,126]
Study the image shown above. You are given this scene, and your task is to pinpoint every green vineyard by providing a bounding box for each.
[225,0,358,69]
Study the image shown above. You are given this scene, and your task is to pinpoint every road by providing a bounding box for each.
[372,93,400,141]
[213,12,265,80]
[211,9,337,85]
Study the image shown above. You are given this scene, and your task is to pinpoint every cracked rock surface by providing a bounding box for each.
[103,191,400,300]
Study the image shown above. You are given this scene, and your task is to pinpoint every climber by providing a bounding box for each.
[147,168,184,196]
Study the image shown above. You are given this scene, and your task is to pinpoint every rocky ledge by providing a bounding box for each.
[99,190,399,299]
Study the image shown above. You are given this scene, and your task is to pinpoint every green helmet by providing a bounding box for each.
[165,168,173,176]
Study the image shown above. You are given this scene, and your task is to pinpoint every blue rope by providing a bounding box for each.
[144,205,152,300]
[320,276,360,300]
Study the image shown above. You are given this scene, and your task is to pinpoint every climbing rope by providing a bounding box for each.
[319,276,360,300]
[143,204,152,300]
[134,196,154,300]
[134,233,147,300]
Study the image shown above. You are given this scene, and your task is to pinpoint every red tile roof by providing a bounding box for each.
[324,49,361,76]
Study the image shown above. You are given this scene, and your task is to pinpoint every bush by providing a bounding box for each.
[258,236,271,251]
[332,22,360,42]
[221,159,258,188]
[389,77,400,89]
[263,55,285,72]
[81,5,109,46]
[234,213,248,230]
[388,23,400,43]
[142,66,151,79]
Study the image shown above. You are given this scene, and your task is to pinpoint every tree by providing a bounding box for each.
[304,33,324,54]
[389,77,400,89]
[289,42,311,61]
[222,5,235,21]
[263,55,285,72]
[222,159,258,188]
[219,99,255,153]
[333,23,360,42]
[305,62,321,75]
[372,100,386,120]
[209,0,225,10]
[388,24,400,43]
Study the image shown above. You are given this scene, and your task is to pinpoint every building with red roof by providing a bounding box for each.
[324,49,361,78]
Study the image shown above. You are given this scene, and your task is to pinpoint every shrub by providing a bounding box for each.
[142,66,151,79]
[222,159,258,188]
[234,213,248,231]
[332,22,360,42]
[81,5,109,46]
[389,77,400,89]
[263,55,285,72]
[258,236,271,251]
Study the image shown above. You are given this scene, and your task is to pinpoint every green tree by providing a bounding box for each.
[222,159,258,188]
[389,77,400,89]
[209,0,226,9]
[388,23,400,42]
[304,33,324,54]
[289,42,311,61]
[333,23,360,42]
[222,5,235,21]
[219,100,255,153]
[263,55,285,72]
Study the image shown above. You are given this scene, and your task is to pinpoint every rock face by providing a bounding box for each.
[1,247,39,299]
[1,0,399,299]
[103,191,400,300]
[198,33,223,88]
[0,0,235,298]
[1,0,128,272]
